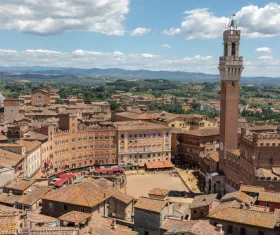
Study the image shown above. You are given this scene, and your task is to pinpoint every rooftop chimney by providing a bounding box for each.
[111,219,117,230]
[216,224,223,234]
[240,202,246,209]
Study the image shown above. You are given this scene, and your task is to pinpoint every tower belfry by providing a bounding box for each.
[219,19,244,167]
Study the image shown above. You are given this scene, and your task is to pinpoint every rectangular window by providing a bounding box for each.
[240,228,246,235]
[228,225,233,234]
[64,204,68,211]
[121,134,124,138]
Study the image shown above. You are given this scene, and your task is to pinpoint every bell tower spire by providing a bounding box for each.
[219,18,244,167]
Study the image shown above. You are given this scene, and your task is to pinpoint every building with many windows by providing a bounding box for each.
[114,121,172,167]
[172,128,219,166]
[37,113,118,174]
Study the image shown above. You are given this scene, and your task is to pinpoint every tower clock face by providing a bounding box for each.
[220,142,224,151]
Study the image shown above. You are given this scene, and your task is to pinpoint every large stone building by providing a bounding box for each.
[113,121,172,167]
[29,86,60,106]
[42,178,134,221]
[172,128,219,166]
[38,113,118,174]
[0,140,41,178]
[208,206,280,235]
[134,197,173,235]
[4,99,24,123]
[31,88,51,106]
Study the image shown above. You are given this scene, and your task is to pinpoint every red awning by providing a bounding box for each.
[45,160,51,166]
[55,172,76,187]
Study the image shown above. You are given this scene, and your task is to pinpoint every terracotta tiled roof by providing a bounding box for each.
[42,181,110,207]
[87,178,134,204]
[208,207,279,229]
[189,194,217,209]
[0,204,23,215]
[239,185,265,194]
[149,188,170,197]
[85,217,137,235]
[138,113,153,120]
[114,121,170,130]
[221,191,256,206]
[16,186,51,206]
[4,179,35,192]
[210,200,241,214]
[160,219,222,235]
[29,227,79,235]
[59,211,91,223]
[259,192,280,203]
[145,160,174,169]
[0,215,19,234]
[134,197,168,213]
[87,226,137,235]
[27,212,59,224]
[16,140,41,153]
[42,179,133,207]
[173,128,219,137]
[249,205,268,212]
[255,168,280,179]
[0,149,25,168]
[114,112,143,120]
[0,193,22,206]
[248,125,277,132]
[22,131,48,142]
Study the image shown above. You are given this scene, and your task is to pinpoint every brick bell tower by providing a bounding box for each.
[219,19,244,168]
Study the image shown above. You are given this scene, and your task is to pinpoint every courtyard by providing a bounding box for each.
[126,172,189,198]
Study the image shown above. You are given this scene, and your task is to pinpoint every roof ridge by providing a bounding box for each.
[74,211,78,223]
[140,196,166,202]
[77,183,92,207]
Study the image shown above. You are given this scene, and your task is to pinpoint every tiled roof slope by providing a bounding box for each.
[134,197,168,213]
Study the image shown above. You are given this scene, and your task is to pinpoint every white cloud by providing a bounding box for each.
[0,49,17,55]
[24,49,63,56]
[0,0,129,36]
[130,28,150,36]
[72,50,107,57]
[163,8,228,40]
[0,48,279,76]
[163,3,280,39]
[256,47,272,53]
[161,44,171,49]
[141,53,159,59]
[113,51,125,58]
[258,56,273,60]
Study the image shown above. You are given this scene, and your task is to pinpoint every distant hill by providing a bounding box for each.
[0,66,279,85]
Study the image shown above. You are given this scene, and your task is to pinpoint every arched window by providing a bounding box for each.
[232,43,236,56]
[224,43,228,56]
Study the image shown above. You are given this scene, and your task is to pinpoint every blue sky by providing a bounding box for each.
[0,0,279,76]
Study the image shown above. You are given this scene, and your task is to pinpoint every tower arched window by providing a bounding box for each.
[224,43,228,56]
[232,43,236,56]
